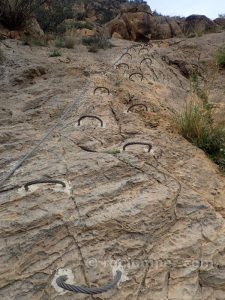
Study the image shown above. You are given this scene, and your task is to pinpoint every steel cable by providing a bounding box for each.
[56,270,122,294]
[0,46,130,189]
[0,80,91,188]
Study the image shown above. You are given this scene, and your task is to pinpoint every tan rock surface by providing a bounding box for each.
[0,32,225,299]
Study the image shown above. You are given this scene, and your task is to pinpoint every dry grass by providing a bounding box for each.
[64,36,76,49]
[173,99,225,169]
[216,45,225,68]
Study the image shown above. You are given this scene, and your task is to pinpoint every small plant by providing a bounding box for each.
[88,45,98,53]
[216,45,225,68]
[82,36,112,52]
[54,35,76,49]
[187,31,202,38]
[31,38,47,47]
[173,99,225,171]
[64,36,75,49]
[190,72,209,103]
[55,37,65,48]
[49,48,62,57]
[58,21,94,33]
[187,32,197,38]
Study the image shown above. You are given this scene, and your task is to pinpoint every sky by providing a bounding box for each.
[147,0,225,20]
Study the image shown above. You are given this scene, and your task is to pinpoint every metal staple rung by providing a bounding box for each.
[77,115,104,127]
[24,179,66,191]
[123,142,152,153]
[127,103,148,112]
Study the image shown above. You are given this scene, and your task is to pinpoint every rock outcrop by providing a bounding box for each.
[214,17,225,27]
[181,14,218,35]
[1,0,224,43]
[106,2,152,41]
[105,2,222,41]
[1,30,225,299]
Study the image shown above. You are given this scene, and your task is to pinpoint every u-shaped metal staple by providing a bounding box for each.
[139,47,149,54]
[140,57,153,66]
[120,52,132,60]
[116,63,129,69]
[127,103,148,112]
[24,179,66,191]
[129,72,144,82]
[77,115,104,127]
[123,142,152,153]
[94,87,110,95]
[129,46,137,52]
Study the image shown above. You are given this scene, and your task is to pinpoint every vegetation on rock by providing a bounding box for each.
[216,45,225,68]
[49,48,62,57]
[82,36,112,52]
[174,98,225,171]
[0,0,47,30]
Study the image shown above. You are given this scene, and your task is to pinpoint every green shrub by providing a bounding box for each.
[70,21,94,30]
[99,10,115,24]
[31,38,47,47]
[54,36,76,49]
[82,36,112,52]
[56,21,94,35]
[0,0,47,30]
[55,37,65,48]
[173,100,225,170]
[75,12,86,21]
[216,46,225,68]
[49,48,61,57]
[190,72,209,103]
[35,0,74,32]
[187,31,202,38]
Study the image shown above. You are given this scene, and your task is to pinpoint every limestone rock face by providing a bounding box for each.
[181,14,218,34]
[106,3,152,41]
[26,17,45,37]
[122,11,151,41]
[1,31,225,300]
[106,18,129,40]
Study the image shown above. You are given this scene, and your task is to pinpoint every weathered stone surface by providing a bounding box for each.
[0,31,225,300]
[106,18,129,40]
[181,14,218,35]
[214,18,225,27]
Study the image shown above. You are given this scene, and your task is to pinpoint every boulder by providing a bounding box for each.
[112,32,123,39]
[26,17,44,37]
[182,14,217,35]
[148,16,183,39]
[122,11,151,41]
[149,16,172,39]
[106,18,129,40]
[106,2,184,42]
[121,2,152,14]
[214,18,225,27]
[169,19,183,37]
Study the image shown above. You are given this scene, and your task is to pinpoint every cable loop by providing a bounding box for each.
[56,270,122,294]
